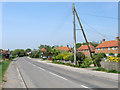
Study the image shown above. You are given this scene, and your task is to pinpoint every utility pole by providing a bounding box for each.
[74,8,94,61]
[73,3,77,65]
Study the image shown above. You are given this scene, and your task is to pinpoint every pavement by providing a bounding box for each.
[3,57,119,89]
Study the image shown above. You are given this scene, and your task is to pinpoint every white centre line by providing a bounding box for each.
[27,60,46,71]
[48,72,68,80]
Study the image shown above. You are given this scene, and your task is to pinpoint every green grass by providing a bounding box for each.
[0,58,13,89]
[93,67,120,74]
[52,60,90,68]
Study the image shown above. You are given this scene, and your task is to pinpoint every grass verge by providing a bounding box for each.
[0,57,14,89]
[52,60,90,68]
[92,67,120,74]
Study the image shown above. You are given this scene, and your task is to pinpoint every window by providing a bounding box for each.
[96,49,97,50]
[101,48,103,50]
[112,47,115,50]
[106,54,109,56]
[116,47,118,50]
[108,47,110,50]
[115,53,118,56]
[98,48,100,50]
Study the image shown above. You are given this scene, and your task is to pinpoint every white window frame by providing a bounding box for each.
[101,48,103,50]
[112,47,115,50]
[108,47,110,50]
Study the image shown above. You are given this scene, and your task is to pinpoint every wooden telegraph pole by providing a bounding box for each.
[74,9,94,60]
[73,3,77,65]
[73,3,94,62]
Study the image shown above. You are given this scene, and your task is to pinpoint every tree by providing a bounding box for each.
[93,53,106,67]
[11,49,25,57]
[91,41,100,47]
[76,43,82,49]
[76,52,85,66]
[109,53,114,56]
[25,48,31,55]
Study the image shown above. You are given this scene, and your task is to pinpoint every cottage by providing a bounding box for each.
[56,45,73,52]
[77,42,95,57]
[1,49,10,60]
[95,37,120,56]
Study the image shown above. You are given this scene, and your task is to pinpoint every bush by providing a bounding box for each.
[56,52,73,60]
[93,53,106,67]
[117,54,120,57]
[82,58,93,67]
[70,54,74,62]
[109,53,114,56]
[76,52,85,66]
[93,67,107,72]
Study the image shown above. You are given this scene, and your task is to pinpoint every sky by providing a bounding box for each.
[2,2,118,50]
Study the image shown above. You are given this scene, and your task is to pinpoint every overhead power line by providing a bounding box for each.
[78,12,118,20]
[79,18,115,40]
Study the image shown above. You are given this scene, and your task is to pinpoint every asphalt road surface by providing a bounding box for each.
[4,57,118,89]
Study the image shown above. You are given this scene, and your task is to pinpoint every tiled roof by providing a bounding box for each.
[96,40,120,48]
[41,48,47,52]
[77,45,95,52]
[57,47,73,52]
[2,50,9,54]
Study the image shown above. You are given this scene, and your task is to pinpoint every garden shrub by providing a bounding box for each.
[109,53,114,56]
[93,53,106,67]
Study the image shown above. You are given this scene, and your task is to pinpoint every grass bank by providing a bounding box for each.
[0,57,14,89]
[93,67,120,74]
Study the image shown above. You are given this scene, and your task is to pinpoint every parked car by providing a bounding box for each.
[42,56,47,60]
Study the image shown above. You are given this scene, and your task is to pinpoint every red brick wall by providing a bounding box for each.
[78,50,93,57]
[95,47,119,56]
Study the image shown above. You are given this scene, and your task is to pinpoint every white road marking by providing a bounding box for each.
[81,85,89,88]
[16,67,26,88]
[48,72,67,80]
[27,61,46,71]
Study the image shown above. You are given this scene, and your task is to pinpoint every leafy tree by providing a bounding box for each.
[109,53,114,56]
[117,54,120,57]
[93,53,106,67]
[76,43,82,49]
[25,48,31,55]
[11,49,25,57]
[76,52,85,66]
[91,41,100,47]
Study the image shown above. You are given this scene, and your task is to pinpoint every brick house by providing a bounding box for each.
[77,42,95,57]
[1,49,10,60]
[56,46,73,52]
[95,37,120,56]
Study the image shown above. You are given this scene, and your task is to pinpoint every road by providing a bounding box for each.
[3,57,118,89]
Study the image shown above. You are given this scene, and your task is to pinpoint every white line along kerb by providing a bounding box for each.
[81,85,89,88]
[49,72,67,80]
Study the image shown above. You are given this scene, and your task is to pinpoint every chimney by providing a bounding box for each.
[115,36,119,41]
[89,42,91,45]
[102,39,105,42]
[67,45,69,47]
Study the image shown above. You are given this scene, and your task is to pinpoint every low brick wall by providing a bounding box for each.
[101,60,120,72]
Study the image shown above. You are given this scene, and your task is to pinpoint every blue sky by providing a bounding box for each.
[2,2,118,50]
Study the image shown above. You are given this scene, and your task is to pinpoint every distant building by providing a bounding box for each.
[41,48,47,52]
[56,45,73,52]
[95,36,120,56]
[77,42,95,57]
[1,49,10,60]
